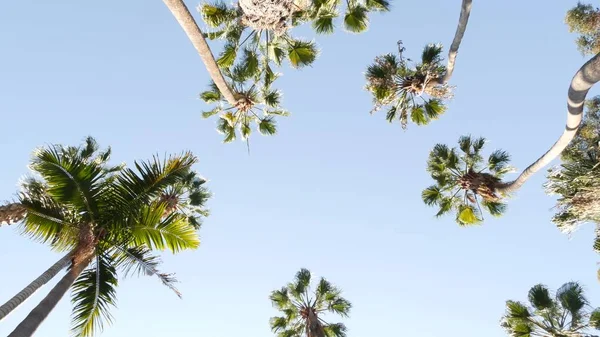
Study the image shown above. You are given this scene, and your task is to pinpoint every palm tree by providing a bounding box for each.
[501,282,600,337]
[423,52,600,224]
[566,2,600,56]
[198,0,387,142]
[422,135,513,225]
[199,44,289,145]
[164,0,293,143]
[545,97,600,250]
[365,0,472,128]
[365,43,449,129]
[269,268,351,337]
[4,137,210,337]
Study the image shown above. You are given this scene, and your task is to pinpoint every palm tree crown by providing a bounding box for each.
[269,268,351,337]
[365,42,451,129]
[9,137,210,336]
[422,135,513,225]
[199,54,288,145]
[566,2,600,56]
[501,282,600,337]
[545,97,600,248]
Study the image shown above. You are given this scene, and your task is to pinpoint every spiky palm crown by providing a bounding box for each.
[15,137,209,336]
[566,2,600,56]
[200,56,288,144]
[365,42,452,129]
[422,135,514,225]
[501,282,600,337]
[546,97,600,243]
[269,268,351,337]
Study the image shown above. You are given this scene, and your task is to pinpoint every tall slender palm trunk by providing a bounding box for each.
[440,0,472,84]
[498,52,600,194]
[0,252,71,321]
[163,0,239,106]
[0,203,26,226]
[7,258,91,337]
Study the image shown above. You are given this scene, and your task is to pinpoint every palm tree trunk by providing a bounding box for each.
[7,258,91,337]
[0,252,71,321]
[0,203,26,226]
[163,0,239,106]
[497,52,600,194]
[440,0,472,84]
[306,310,326,337]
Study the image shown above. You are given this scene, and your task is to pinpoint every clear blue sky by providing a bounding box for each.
[0,0,598,336]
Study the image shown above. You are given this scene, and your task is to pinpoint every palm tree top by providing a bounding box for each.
[269,268,351,337]
[365,42,452,129]
[422,135,514,225]
[501,281,600,337]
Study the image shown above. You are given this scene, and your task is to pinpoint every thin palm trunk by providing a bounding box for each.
[163,0,239,106]
[0,203,26,226]
[7,258,91,337]
[0,252,71,321]
[440,0,472,84]
[498,52,600,194]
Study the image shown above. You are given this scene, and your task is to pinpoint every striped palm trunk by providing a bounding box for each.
[0,252,72,321]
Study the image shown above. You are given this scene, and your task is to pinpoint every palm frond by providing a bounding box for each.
[286,39,318,68]
[528,284,554,310]
[131,209,200,253]
[323,323,347,337]
[112,245,181,298]
[343,6,369,33]
[70,254,118,337]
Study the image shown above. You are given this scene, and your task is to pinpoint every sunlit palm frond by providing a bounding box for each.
[130,207,200,253]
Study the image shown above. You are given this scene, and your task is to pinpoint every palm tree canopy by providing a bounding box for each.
[198,0,388,143]
[566,2,600,56]
[545,97,600,251]
[501,281,600,337]
[422,135,513,225]
[365,42,452,129]
[269,268,351,337]
[15,136,210,336]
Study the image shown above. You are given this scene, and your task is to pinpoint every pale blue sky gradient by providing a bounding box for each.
[1,1,599,336]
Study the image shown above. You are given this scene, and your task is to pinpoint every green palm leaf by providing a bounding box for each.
[365,0,390,11]
[527,284,554,310]
[70,254,118,337]
[217,43,238,68]
[323,323,347,337]
[312,10,337,34]
[421,43,443,65]
[259,117,277,135]
[200,2,237,27]
[421,186,443,206]
[131,210,200,253]
[287,39,318,68]
[217,116,237,143]
[343,6,369,33]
